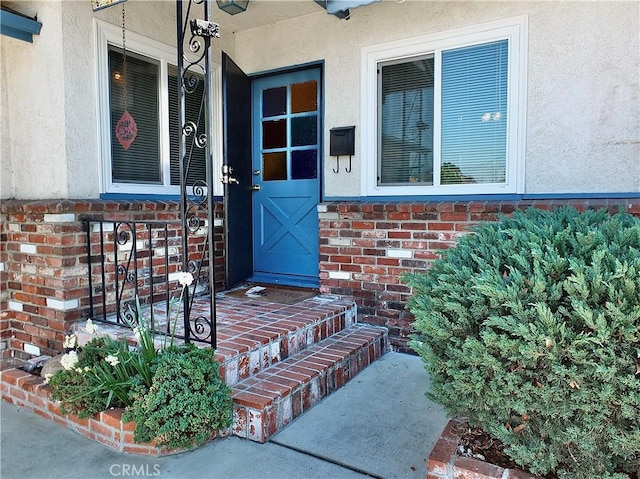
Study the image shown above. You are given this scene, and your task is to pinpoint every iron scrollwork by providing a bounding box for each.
[114,222,138,323]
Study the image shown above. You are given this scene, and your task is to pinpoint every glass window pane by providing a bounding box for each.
[291,116,317,147]
[109,47,161,184]
[263,87,286,117]
[441,40,508,184]
[291,150,317,180]
[263,152,287,180]
[291,81,317,113]
[168,66,206,186]
[262,119,286,149]
[378,55,434,185]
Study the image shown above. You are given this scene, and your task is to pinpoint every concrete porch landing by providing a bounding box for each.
[78,291,388,443]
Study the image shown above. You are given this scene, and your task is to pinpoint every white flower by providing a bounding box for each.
[132,326,143,341]
[60,351,79,371]
[105,354,119,366]
[43,373,53,384]
[75,367,83,373]
[85,319,99,334]
[177,271,194,287]
[63,334,77,349]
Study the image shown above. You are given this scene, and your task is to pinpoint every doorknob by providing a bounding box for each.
[251,185,261,191]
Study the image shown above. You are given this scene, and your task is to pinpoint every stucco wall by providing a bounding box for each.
[1,40,10,198]
[235,0,640,197]
[1,0,235,200]
[1,1,68,199]
[2,0,638,200]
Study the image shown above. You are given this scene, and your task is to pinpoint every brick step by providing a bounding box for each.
[77,296,358,389]
[214,297,358,387]
[231,323,388,443]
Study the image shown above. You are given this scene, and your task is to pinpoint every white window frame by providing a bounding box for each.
[94,19,223,196]
[361,16,528,196]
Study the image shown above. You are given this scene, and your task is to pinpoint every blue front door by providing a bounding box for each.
[251,68,321,287]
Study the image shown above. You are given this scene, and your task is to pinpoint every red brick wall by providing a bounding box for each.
[0,200,224,360]
[318,199,640,353]
[1,368,207,455]
[3,197,639,359]
[1,217,10,359]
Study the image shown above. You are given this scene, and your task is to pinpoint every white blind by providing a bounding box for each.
[441,40,508,184]
[109,47,161,184]
[378,56,435,185]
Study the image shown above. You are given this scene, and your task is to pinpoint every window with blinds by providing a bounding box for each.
[378,55,434,186]
[441,40,508,185]
[108,47,207,188]
[376,39,510,188]
[109,47,161,184]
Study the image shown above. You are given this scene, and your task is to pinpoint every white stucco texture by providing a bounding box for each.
[236,0,639,196]
[1,0,638,200]
[525,2,640,194]
[2,1,68,199]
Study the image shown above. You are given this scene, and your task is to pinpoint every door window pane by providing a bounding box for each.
[263,87,286,117]
[263,152,287,180]
[109,47,161,184]
[378,55,434,185]
[291,116,317,147]
[262,119,286,149]
[291,150,317,180]
[291,81,317,113]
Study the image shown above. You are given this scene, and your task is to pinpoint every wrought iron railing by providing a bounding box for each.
[83,219,213,346]
[83,1,220,347]
[176,0,220,347]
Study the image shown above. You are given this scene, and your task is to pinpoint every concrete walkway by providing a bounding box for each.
[0,352,448,479]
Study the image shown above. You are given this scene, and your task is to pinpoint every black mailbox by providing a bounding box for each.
[329,126,355,157]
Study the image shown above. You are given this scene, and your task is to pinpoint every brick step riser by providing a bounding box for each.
[220,303,357,387]
[231,327,387,443]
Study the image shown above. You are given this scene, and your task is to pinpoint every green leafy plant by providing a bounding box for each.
[49,314,158,414]
[124,344,232,449]
[48,338,110,419]
[405,207,640,479]
[48,272,231,449]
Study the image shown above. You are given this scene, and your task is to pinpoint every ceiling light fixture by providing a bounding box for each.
[216,0,249,15]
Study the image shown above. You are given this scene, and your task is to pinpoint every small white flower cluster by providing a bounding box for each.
[177,271,194,287]
[63,334,77,349]
[60,350,79,371]
[85,319,99,334]
[58,319,102,371]
[43,373,53,384]
[105,354,119,366]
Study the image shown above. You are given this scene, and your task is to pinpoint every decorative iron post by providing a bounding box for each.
[176,0,220,348]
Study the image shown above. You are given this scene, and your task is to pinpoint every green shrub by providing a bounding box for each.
[405,207,640,478]
[49,337,113,418]
[49,280,231,450]
[124,344,232,449]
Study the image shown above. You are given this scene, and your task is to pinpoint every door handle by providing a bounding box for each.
[251,185,261,191]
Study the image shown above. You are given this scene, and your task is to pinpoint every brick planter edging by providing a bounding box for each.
[0,368,224,456]
[427,418,539,479]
